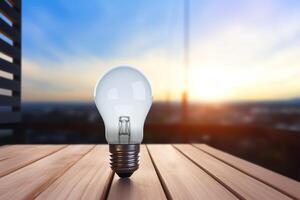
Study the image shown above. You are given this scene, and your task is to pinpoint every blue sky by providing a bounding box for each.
[22,0,300,102]
[23,0,181,61]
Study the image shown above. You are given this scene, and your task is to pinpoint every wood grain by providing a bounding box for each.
[0,145,62,160]
[0,145,33,160]
[0,144,298,199]
[193,144,300,199]
[0,145,93,200]
[175,144,291,200]
[0,145,66,177]
[147,144,238,200]
[35,145,113,200]
[108,145,167,200]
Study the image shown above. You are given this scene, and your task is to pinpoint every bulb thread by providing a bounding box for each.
[109,144,140,178]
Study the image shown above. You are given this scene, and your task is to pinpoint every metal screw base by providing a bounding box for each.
[109,144,140,178]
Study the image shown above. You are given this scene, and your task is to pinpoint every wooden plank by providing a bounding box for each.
[193,144,300,200]
[36,145,113,200]
[0,145,94,200]
[0,145,67,177]
[0,38,20,60]
[0,18,19,42]
[175,144,291,200]
[0,145,33,161]
[0,1,20,24]
[0,145,44,160]
[147,144,238,200]
[0,77,20,91]
[0,95,19,106]
[108,145,167,200]
[0,58,20,75]
[0,112,21,123]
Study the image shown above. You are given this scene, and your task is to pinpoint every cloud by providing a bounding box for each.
[22,48,183,102]
[22,0,300,102]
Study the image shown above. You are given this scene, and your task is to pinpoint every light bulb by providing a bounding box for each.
[94,66,152,178]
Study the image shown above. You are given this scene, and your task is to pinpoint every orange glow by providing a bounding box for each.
[188,67,237,102]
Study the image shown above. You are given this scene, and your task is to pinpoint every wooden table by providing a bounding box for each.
[0,144,299,200]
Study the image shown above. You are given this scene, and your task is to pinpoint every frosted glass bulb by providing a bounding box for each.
[94,66,152,177]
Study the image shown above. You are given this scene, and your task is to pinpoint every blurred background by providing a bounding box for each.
[0,0,299,181]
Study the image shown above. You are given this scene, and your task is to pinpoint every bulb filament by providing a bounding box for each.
[118,116,131,143]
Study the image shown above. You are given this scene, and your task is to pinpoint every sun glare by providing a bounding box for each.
[188,67,238,102]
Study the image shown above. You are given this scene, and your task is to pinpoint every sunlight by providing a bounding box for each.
[188,67,239,102]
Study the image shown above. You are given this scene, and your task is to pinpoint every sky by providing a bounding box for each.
[20,0,300,102]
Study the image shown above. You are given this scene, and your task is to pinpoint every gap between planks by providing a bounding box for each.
[173,144,292,200]
[0,145,67,177]
[172,144,244,200]
[147,144,238,200]
[1,144,298,200]
[192,144,300,200]
[146,144,172,200]
[35,145,114,200]
[0,145,95,200]
[107,145,167,200]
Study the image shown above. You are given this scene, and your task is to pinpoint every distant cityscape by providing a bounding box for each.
[22,99,300,131]
[0,99,298,181]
